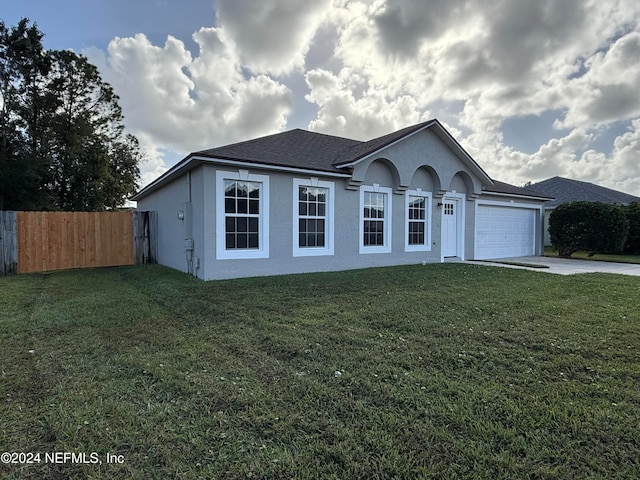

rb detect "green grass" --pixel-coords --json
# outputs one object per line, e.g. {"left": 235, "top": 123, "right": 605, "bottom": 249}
{"left": 544, "top": 246, "right": 640, "bottom": 264}
{"left": 1, "top": 264, "right": 639, "bottom": 479}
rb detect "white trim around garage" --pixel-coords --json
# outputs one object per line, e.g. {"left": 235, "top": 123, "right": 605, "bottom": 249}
{"left": 474, "top": 199, "right": 543, "bottom": 260}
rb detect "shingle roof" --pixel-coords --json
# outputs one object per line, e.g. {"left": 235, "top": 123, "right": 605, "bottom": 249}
{"left": 527, "top": 176, "right": 640, "bottom": 207}
{"left": 133, "top": 120, "right": 542, "bottom": 202}
{"left": 194, "top": 119, "right": 492, "bottom": 182}
{"left": 194, "top": 129, "right": 361, "bottom": 174}
{"left": 482, "top": 180, "right": 552, "bottom": 199}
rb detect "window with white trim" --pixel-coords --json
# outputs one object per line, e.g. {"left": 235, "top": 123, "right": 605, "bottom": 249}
{"left": 359, "top": 185, "right": 392, "bottom": 254}
{"left": 216, "top": 171, "right": 269, "bottom": 259}
{"left": 405, "top": 189, "right": 432, "bottom": 251}
{"left": 293, "top": 178, "right": 334, "bottom": 256}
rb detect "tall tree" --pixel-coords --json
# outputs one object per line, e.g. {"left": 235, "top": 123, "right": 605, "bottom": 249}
{"left": 0, "top": 18, "right": 53, "bottom": 210}
{"left": 0, "top": 18, "right": 141, "bottom": 211}
{"left": 46, "top": 50, "right": 141, "bottom": 210}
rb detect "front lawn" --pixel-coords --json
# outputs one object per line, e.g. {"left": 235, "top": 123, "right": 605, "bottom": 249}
{"left": 1, "top": 264, "right": 639, "bottom": 479}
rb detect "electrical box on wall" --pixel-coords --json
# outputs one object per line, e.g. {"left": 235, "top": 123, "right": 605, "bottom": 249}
{"left": 184, "top": 239, "right": 194, "bottom": 252}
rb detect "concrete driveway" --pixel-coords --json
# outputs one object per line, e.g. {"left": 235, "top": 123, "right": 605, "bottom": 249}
{"left": 469, "top": 256, "right": 640, "bottom": 276}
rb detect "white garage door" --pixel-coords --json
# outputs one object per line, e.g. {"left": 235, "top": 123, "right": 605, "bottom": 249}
{"left": 475, "top": 205, "right": 536, "bottom": 259}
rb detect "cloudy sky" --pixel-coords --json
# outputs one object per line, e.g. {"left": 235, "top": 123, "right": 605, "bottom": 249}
{"left": 4, "top": 0, "right": 640, "bottom": 195}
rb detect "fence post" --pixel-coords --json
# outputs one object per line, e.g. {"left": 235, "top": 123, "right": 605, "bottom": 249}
{"left": 133, "top": 211, "right": 140, "bottom": 264}
{"left": 134, "top": 211, "right": 157, "bottom": 265}
{"left": 0, "top": 211, "right": 18, "bottom": 275}
{"left": 148, "top": 211, "right": 157, "bottom": 264}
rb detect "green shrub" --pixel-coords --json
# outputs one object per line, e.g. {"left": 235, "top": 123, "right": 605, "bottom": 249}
{"left": 624, "top": 202, "right": 640, "bottom": 254}
{"left": 549, "top": 201, "right": 629, "bottom": 258}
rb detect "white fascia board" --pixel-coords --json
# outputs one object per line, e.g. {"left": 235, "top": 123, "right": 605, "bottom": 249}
{"left": 191, "top": 156, "right": 351, "bottom": 178}
{"left": 131, "top": 155, "right": 195, "bottom": 201}
{"left": 480, "top": 191, "right": 552, "bottom": 202}
{"left": 430, "top": 126, "right": 493, "bottom": 185}
{"left": 132, "top": 155, "right": 351, "bottom": 201}
{"left": 476, "top": 198, "right": 544, "bottom": 211}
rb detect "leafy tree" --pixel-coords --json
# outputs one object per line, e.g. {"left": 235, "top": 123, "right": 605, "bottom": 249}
{"left": 0, "top": 18, "right": 53, "bottom": 210}
{"left": 0, "top": 18, "right": 141, "bottom": 211}
{"left": 549, "top": 201, "right": 629, "bottom": 257}
{"left": 46, "top": 50, "right": 141, "bottom": 210}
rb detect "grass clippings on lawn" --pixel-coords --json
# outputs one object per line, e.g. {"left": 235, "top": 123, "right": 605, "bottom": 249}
{"left": 472, "top": 259, "right": 550, "bottom": 269}
{"left": 1, "top": 264, "right": 639, "bottom": 479}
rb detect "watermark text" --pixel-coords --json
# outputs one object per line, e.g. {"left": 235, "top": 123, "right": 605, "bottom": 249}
{"left": 1, "top": 451, "right": 125, "bottom": 465}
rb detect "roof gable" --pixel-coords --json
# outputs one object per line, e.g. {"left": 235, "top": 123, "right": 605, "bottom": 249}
{"left": 528, "top": 176, "right": 640, "bottom": 207}
{"left": 332, "top": 121, "right": 434, "bottom": 166}
{"left": 332, "top": 119, "right": 493, "bottom": 184}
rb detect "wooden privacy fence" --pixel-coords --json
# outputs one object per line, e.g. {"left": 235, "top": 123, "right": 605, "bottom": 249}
{"left": 0, "top": 210, "right": 156, "bottom": 275}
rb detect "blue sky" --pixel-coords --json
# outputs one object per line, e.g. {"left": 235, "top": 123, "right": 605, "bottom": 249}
{"left": 3, "top": 0, "right": 214, "bottom": 52}
{"left": 3, "top": 1, "right": 640, "bottom": 196}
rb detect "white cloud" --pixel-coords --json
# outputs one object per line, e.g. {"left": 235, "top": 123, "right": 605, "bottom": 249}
{"left": 86, "top": 0, "right": 640, "bottom": 195}
{"left": 571, "top": 119, "right": 640, "bottom": 194}
{"left": 135, "top": 133, "right": 174, "bottom": 188}
{"left": 214, "top": 0, "right": 333, "bottom": 75}
{"left": 87, "top": 28, "right": 292, "bottom": 186}
{"left": 305, "top": 68, "right": 428, "bottom": 139}
{"left": 557, "top": 32, "right": 640, "bottom": 129}
{"left": 472, "top": 121, "right": 640, "bottom": 197}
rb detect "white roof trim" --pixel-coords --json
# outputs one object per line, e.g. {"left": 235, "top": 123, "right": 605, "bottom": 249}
{"left": 132, "top": 155, "right": 351, "bottom": 201}
{"left": 338, "top": 120, "right": 494, "bottom": 186}
{"left": 192, "top": 156, "right": 351, "bottom": 177}
{"left": 338, "top": 121, "right": 436, "bottom": 168}
{"left": 480, "top": 191, "right": 553, "bottom": 202}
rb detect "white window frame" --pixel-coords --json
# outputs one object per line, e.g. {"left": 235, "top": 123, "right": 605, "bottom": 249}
{"left": 216, "top": 170, "right": 270, "bottom": 260}
{"left": 293, "top": 178, "right": 335, "bottom": 257}
{"left": 359, "top": 184, "right": 392, "bottom": 254}
{"left": 405, "top": 189, "right": 432, "bottom": 252}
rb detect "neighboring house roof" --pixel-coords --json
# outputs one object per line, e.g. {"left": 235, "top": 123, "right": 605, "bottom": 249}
{"left": 482, "top": 180, "right": 552, "bottom": 200}
{"left": 132, "top": 119, "right": 538, "bottom": 201}
{"left": 528, "top": 176, "right": 640, "bottom": 207}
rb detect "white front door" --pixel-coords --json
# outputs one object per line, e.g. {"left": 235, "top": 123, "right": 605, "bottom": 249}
{"left": 442, "top": 199, "right": 459, "bottom": 257}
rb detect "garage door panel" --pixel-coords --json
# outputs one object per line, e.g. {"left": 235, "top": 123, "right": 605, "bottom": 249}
{"left": 476, "top": 205, "right": 536, "bottom": 259}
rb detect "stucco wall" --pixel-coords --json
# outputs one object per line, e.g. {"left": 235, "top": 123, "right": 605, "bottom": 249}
{"left": 199, "top": 130, "right": 484, "bottom": 280}
{"left": 136, "top": 165, "right": 207, "bottom": 278}
{"left": 136, "top": 174, "right": 189, "bottom": 274}
{"left": 349, "top": 129, "right": 482, "bottom": 195}
{"left": 201, "top": 168, "right": 446, "bottom": 280}
{"left": 137, "top": 129, "right": 546, "bottom": 280}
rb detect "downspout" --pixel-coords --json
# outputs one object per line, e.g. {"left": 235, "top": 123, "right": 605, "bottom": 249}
{"left": 184, "top": 170, "right": 195, "bottom": 276}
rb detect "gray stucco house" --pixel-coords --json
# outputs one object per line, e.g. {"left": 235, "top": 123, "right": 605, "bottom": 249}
{"left": 527, "top": 176, "right": 640, "bottom": 246}
{"left": 132, "top": 119, "right": 550, "bottom": 280}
